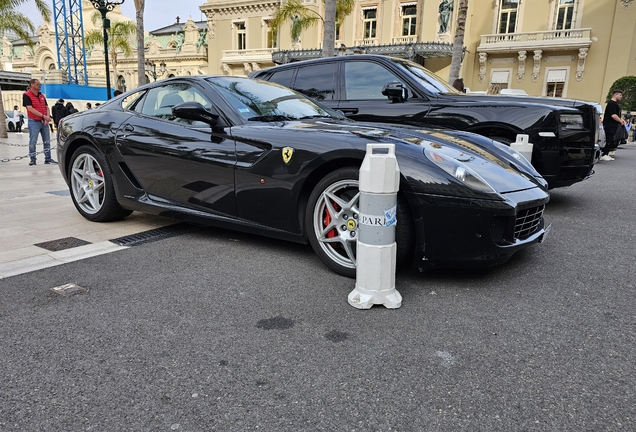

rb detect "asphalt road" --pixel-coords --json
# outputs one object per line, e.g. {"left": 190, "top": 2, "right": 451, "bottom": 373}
{"left": 1, "top": 145, "right": 635, "bottom": 431}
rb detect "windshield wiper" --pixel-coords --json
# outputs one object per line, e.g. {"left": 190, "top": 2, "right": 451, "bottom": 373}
{"left": 298, "top": 115, "right": 331, "bottom": 120}
{"left": 247, "top": 115, "right": 292, "bottom": 122}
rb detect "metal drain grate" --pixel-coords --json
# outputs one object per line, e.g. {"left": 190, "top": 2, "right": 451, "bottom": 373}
{"left": 110, "top": 223, "right": 195, "bottom": 247}
{"left": 35, "top": 237, "right": 92, "bottom": 252}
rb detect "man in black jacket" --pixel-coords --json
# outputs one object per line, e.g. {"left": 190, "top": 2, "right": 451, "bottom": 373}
{"left": 51, "top": 98, "right": 68, "bottom": 133}
{"left": 601, "top": 90, "right": 626, "bottom": 161}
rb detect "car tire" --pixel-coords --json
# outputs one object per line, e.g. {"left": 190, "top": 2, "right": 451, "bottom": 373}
{"left": 306, "top": 167, "right": 414, "bottom": 278}
{"left": 8, "top": 122, "right": 15, "bottom": 132}
{"left": 68, "top": 145, "right": 132, "bottom": 222}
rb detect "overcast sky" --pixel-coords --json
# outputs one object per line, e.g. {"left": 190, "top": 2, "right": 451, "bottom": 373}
{"left": 21, "top": 1, "right": 208, "bottom": 33}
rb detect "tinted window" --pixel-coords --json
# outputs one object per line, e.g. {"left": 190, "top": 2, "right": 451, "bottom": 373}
{"left": 344, "top": 61, "right": 405, "bottom": 100}
{"left": 139, "top": 83, "right": 212, "bottom": 126}
{"left": 122, "top": 91, "right": 146, "bottom": 111}
{"left": 207, "top": 77, "right": 339, "bottom": 121}
{"left": 393, "top": 58, "right": 459, "bottom": 94}
{"left": 292, "top": 63, "right": 336, "bottom": 100}
{"left": 267, "top": 69, "right": 295, "bottom": 89}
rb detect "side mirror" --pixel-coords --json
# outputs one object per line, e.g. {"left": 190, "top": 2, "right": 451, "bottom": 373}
{"left": 382, "top": 82, "right": 408, "bottom": 103}
{"left": 172, "top": 101, "right": 220, "bottom": 126}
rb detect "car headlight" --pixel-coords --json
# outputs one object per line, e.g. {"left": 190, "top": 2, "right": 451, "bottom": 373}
{"left": 491, "top": 140, "right": 541, "bottom": 177}
{"left": 424, "top": 148, "right": 496, "bottom": 194}
{"left": 560, "top": 114, "right": 584, "bottom": 130}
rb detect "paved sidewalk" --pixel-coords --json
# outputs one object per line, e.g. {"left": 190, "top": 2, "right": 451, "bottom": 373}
{"left": 0, "top": 132, "right": 175, "bottom": 278}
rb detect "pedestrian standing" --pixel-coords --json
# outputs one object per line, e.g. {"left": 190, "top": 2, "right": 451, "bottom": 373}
{"left": 22, "top": 79, "right": 56, "bottom": 165}
{"left": 51, "top": 98, "right": 69, "bottom": 134}
{"left": 66, "top": 102, "right": 78, "bottom": 114}
{"left": 624, "top": 113, "right": 632, "bottom": 143}
{"left": 13, "top": 105, "right": 23, "bottom": 133}
{"left": 85, "top": 102, "right": 92, "bottom": 110}
{"left": 452, "top": 78, "right": 465, "bottom": 93}
{"left": 600, "top": 89, "right": 626, "bottom": 161}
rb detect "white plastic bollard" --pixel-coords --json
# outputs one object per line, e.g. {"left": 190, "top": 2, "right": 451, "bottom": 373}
{"left": 348, "top": 143, "right": 402, "bottom": 309}
{"left": 510, "top": 134, "right": 533, "bottom": 162}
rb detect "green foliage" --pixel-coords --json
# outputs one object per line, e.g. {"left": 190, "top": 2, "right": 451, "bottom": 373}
{"left": 270, "top": 0, "right": 354, "bottom": 43}
{"left": 607, "top": 76, "right": 636, "bottom": 112}
{"left": 85, "top": 12, "right": 137, "bottom": 60}
{"left": 0, "top": 0, "right": 51, "bottom": 45}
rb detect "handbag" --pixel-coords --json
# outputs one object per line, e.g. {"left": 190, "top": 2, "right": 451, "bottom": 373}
{"left": 614, "top": 125, "right": 628, "bottom": 143}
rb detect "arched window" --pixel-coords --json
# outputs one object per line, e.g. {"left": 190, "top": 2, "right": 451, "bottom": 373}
{"left": 498, "top": 0, "right": 518, "bottom": 34}
{"left": 117, "top": 75, "right": 126, "bottom": 92}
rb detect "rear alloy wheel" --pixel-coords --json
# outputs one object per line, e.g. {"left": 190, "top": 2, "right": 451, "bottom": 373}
{"left": 69, "top": 145, "right": 132, "bottom": 222}
{"left": 306, "top": 167, "right": 414, "bottom": 278}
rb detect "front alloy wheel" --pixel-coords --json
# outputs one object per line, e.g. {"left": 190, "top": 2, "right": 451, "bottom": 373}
{"left": 312, "top": 177, "right": 360, "bottom": 276}
{"left": 68, "top": 145, "right": 132, "bottom": 222}
{"left": 306, "top": 167, "right": 414, "bottom": 278}
{"left": 71, "top": 152, "right": 105, "bottom": 215}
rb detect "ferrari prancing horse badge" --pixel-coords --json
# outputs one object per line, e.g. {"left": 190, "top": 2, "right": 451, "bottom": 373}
{"left": 282, "top": 147, "right": 294, "bottom": 164}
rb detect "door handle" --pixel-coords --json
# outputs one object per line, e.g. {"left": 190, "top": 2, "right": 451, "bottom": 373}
{"left": 123, "top": 124, "right": 134, "bottom": 132}
{"left": 340, "top": 108, "right": 359, "bottom": 115}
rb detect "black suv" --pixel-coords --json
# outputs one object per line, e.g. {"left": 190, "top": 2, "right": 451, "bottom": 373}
{"left": 251, "top": 54, "right": 600, "bottom": 189}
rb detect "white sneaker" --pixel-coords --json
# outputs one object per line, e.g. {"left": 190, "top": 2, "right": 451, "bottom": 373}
{"left": 600, "top": 155, "right": 614, "bottom": 161}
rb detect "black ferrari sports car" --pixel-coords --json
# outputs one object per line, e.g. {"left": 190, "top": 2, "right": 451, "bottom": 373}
{"left": 57, "top": 76, "right": 550, "bottom": 277}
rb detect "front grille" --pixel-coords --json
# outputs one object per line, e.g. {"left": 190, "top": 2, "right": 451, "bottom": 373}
{"left": 515, "top": 205, "right": 544, "bottom": 240}
{"left": 490, "top": 216, "right": 507, "bottom": 244}
{"left": 559, "top": 166, "right": 592, "bottom": 181}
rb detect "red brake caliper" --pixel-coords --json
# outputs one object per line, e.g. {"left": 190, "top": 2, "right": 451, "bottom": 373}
{"left": 324, "top": 200, "right": 339, "bottom": 238}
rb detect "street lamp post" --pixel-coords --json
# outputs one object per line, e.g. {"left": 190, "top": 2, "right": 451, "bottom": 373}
{"left": 144, "top": 60, "right": 167, "bottom": 83}
{"left": 90, "top": 0, "right": 125, "bottom": 100}
{"left": 144, "top": 60, "right": 156, "bottom": 82}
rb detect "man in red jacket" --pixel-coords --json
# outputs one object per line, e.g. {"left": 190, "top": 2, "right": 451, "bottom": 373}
{"left": 22, "top": 79, "right": 56, "bottom": 166}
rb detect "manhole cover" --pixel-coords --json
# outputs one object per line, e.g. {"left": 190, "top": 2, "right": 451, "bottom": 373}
{"left": 35, "top": 237, "right": 91, "bottom": 252}
{"left": 51, "top": 283, "right": 88, "bottom": 297}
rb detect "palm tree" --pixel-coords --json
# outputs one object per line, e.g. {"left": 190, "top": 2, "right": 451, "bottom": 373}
{"left": 134, "top": 0, "right": 146, "bottom": 85}
{"left": 449, "top": 0, "right": 468, "bottom": 85}
{"left": 323, "top": 0, "right": 336, "bottom": 58}
{"left": 85, "top": 12, "right": 136, "bottom": 92}
{"left": 270, "top": 0, "right": 354, "bottom": 57}
{"left": 0, "top": 0, "right": 51, "bottom": 138}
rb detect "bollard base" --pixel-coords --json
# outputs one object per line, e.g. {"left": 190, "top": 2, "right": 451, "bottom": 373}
{"left": 350, "top": 242, "right": 401, "bottom": 309}
{"left": 348, "top": 286, "right": 402, "bottom": 309}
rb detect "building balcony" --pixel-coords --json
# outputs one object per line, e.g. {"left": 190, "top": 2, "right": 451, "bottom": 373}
{"left": 220, "top": 48, "right": 276, "bottom": 64}
{"left": 477, "top": 28, "right": 593, "bottom": 53}
{"left": 392, "top": 36, "right": 417, "bottom": 44}
{"left": 354, "top": 38, "right": 379, "bottom": 46}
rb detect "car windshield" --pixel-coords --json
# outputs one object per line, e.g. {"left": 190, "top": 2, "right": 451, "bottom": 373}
{"left": 391, "top": 58, "right": 460, "bottom": 95}
{"left": 206, "top": 77, "right": 343, "bottom": 121}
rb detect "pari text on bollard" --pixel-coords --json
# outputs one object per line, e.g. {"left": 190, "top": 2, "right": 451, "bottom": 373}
{"left": 348, "top": 144, "right": 402, "bottom": 309}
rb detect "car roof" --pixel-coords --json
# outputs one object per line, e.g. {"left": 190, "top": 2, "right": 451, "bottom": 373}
{"left": 253, "top": 54, "right": 397, "bottom": 76}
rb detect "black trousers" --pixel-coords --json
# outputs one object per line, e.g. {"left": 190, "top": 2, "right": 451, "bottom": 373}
{"left": 603, "top": 129, "right": 618, "bottom": 155}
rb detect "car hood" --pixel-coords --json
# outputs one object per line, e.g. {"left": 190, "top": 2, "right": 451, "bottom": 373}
{"left": 439, "top": 93, "right": 593, "bottom": 110}
{"left": 283, "top": 119, "right": 544, "bottom": 194}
